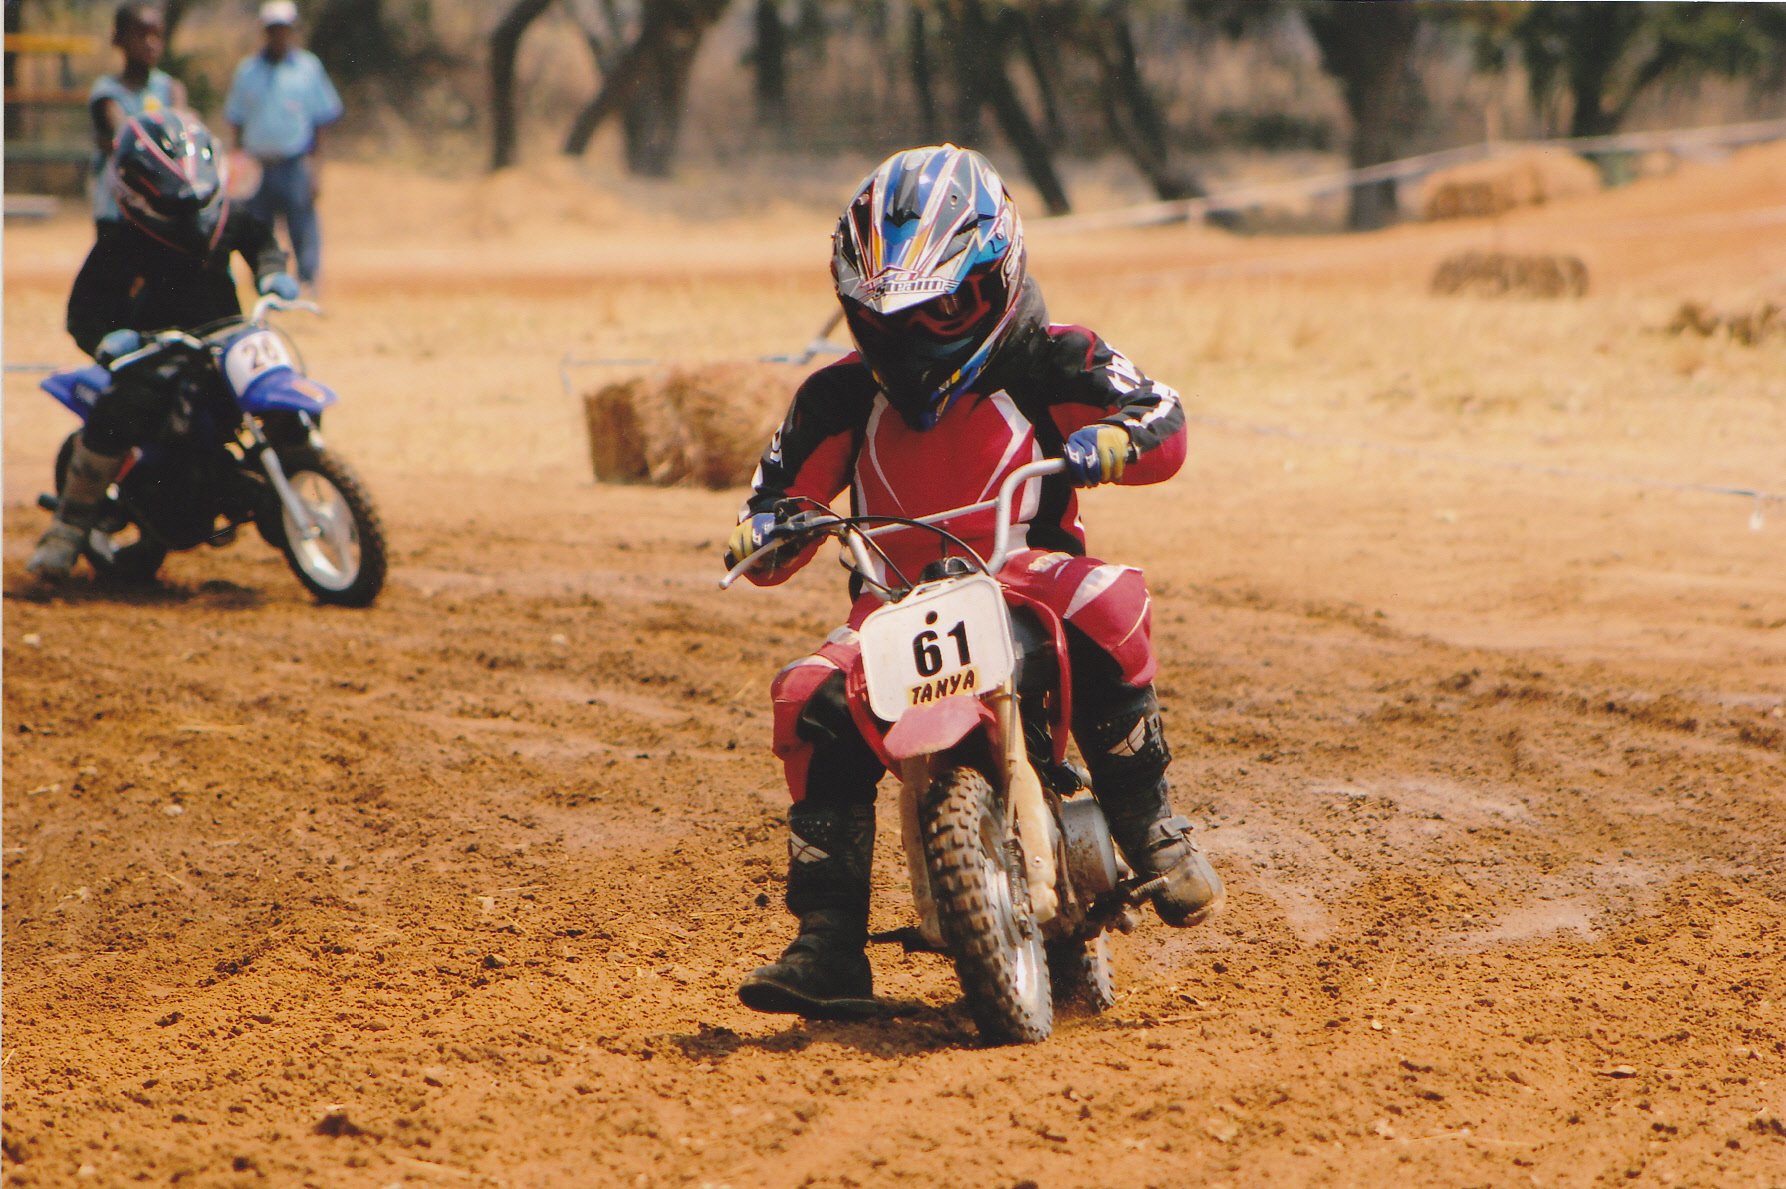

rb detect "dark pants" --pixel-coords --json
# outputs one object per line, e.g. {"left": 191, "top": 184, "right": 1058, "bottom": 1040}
{"left": 249, "top": 156, "right": 321, "bottom": 284}
{"left": 82, "top": 374, "right": 175, "bottom": 456}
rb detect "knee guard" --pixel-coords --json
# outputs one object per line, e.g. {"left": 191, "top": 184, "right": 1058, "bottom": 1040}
{"left": 773, "top": 663, "right": 884, "bottom": 805}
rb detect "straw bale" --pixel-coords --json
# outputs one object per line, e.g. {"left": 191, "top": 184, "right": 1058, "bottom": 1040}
{"left": 583, "top": 364, "right": 790, "bottom": 489}
{"left": 1431, "top": 250, "right": 1589, "bottom": 299}
{"left": 1418, "top": 147, "right": 1601, "bottom": 222}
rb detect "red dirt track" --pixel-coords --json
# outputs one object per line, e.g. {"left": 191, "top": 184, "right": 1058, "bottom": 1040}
{"left": 4, "top": 147, "right": 1784, "bottom": 1187}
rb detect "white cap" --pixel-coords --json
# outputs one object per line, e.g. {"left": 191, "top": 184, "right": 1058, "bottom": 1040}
{"left": 259, "top": 1, "right": 298, "bottom": 27}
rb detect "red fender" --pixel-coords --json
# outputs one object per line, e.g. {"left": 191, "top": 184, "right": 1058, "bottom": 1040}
{"left": 882, "top": 695, "right": 1000, "bottom": 762}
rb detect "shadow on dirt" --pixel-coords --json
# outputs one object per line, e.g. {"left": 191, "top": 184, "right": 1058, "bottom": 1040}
{"left": 663, "top": 1007, "right": 981, "bottom": 1063}
{"left": 4, "top": 575, "right": 266, "bottom": 610}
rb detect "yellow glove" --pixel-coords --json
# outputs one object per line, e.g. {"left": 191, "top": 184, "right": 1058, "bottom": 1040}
{"left": 1064, "top": 425, "right": 1134, "bottom": 486}
{"left": 725, "top": 513, "right": 780, "bottom": 571}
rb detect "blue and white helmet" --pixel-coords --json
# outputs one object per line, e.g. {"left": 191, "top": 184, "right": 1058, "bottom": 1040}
{"left": 832, "top": 145, "right": 1030, "bottom": 430}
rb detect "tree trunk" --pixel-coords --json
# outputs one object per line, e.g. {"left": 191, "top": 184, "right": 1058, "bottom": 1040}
{"left": 489, "top": 0, "right": 555, "bottom": 171}
{"left": 621, "top": 22, "right": 704, "bottom": 177}
{"left": 1306, "top": 0, "right": 1420, "bottom": 230}
{"left": 943, "top": 1, "right": 989, "bottom": 145}
{"left": 162, "top": 0, "right": 195, "bottom": 55}
{"left": 942, "top": 0, "right": 1071, "bottom": 215}
{"left": 1561, "top": 3, "right": 1647, "bottom": 138}
{"left": 908, "top": 3, "right": 940, "bottom": 143}
{"left": 309, "top": 0, "right": 402, "bottom": 85}
{"left": 1004, "top": 7, "right": 1063, "bottom": 144}
{"left": 754, "top": 0, "right": 788, "bottom": 128}
{"left": 562, "top": 0, "right": 725, "bottom": 176}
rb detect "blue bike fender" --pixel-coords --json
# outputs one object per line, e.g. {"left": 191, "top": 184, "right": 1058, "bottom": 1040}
{"left": 238, "top": 368, "right": 338, "bottom": 414}
{"left": 883, "top": 696, "right": 999, "bottom": 762}
{"left": 40, "top": 365, "right": 112, "bottom": 419}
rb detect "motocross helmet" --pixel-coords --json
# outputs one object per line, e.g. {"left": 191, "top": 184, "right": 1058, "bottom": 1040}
{"left": 110, "top": 110, "right": 229, "bottom": 255}
{"left": 832, "top": 145, "right": 1030, "bottom": 430}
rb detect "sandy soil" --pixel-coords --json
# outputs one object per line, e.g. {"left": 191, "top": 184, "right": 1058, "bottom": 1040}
{"left": 4, "top": 145, "right": 1784, "bottom": 1188}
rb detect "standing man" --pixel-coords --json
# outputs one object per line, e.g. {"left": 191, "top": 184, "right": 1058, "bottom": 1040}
{"left": 224, "top": 0, "right": 341, "bottom": 293}
{"left": 90, "top": 4, "right": 188, "bottom": 231}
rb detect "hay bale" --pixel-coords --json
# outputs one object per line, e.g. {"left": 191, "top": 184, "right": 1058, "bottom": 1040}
{"left": 1431, "top": 250, "right": 1589, "bottom": 299}
{"left": 1418, "top": 147, "right": 1601, "bottom": 222}
{"left": 583, "top": 363, "right": 789, "bottom": 489}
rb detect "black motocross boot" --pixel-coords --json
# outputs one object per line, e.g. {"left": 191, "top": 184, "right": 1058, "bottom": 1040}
{"left": 738, "top": 800, "right": 879, "bottom": 1019}
{"left": 27, "top": 436, "right": 124, "bottom": 581}
{"left": 1079, "top": 683, "right": 1225, "bottom": 928}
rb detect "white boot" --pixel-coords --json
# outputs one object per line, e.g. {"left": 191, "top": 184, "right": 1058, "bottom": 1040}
{"left": 27, "top": 438, "right": 124, "bottom": 581}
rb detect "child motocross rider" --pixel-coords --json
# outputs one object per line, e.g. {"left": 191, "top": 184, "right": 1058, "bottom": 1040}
{"left": 724, "top": 145, "right": 1224, "bottom": 1019}
{"left": 29, "top": 110, "right": 297, "bottom": 581}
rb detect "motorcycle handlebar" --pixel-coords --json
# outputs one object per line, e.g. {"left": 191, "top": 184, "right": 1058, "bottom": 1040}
{"left": 719, "top": 457, "right": 1070, "bottom": 591}
{"left": 102, "top": 297, "right": 322, "bottom": 373}
{"left": 250, "top": 294, "right": 322, "bottom": 323}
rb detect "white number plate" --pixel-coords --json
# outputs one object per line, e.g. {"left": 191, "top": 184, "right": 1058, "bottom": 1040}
{"left": 222, "top": 330, "right": 294, "bottom": 396}
{"left": 859, "top": 574, "right": 1015, "bottom": 722}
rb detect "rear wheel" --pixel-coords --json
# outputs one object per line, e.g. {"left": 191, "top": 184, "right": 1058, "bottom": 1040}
{"left": 1047, "top": 933, "right": 1117, "bottom": 1015}
{"left": 923, "top": 764, "right": 1053, "bottom": 1045}
{"left": 267, "top": 446, "right": 387, "bottom": 607}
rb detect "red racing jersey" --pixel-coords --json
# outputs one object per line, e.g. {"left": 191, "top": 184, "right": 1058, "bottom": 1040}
{"left": 741, "top": 322, "right": 1187, "bottom": 590}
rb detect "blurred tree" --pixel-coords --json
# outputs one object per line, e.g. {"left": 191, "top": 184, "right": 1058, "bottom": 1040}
{"left": 753, "top": 0, "right": 789, "bottom": 127}
{"left": 1074, "top": 1, "right": 1205, "bottom": 201}
{"left": 1303, "top": 0, "right": 1421, "bottom": 229}
{"left": 908, "top": 1, "right": 941, "bottom": 142}
{"left": 562, "top": 0, "right": 728, "bottom": 176}
{"left": 309, "top": 0, "right": 406, "bottom": 85}
{"left": 933, "top": 0, "right": 1071, "bottom": 213}
{"left": 489, "top": 0, "right": 554, "bottom": 170}
{"left": 1475, "top": 2, "right": 1786, "bottom": 138}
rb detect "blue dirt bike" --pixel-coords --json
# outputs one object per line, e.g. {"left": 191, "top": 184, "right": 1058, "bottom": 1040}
{"left": 36, "top": 294, "right": 387, "bottom": 606}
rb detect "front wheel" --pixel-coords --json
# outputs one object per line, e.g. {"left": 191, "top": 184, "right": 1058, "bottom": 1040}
{"left": 922, "top": 764, "right": 1053, "bottom": 1045}
{"left": 266, "top": 446, "right": 387, "bottom": 607}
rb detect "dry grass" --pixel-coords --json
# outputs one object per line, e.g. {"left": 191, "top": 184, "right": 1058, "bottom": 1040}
{"left": 1667, "top": 300, "right": 1783, "bottom": 345}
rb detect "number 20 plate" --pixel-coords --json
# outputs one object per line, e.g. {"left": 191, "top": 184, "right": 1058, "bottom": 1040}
{"left": 859, "top": 574, "right": 1015, "bottom": 722}
{"left": 222, "top": 330, "right": 295, "bottom": 397}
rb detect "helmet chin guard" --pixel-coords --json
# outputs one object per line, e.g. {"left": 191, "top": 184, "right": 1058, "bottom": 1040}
{"left": 832, "top": 145, "right": 1032, "bottom": 429}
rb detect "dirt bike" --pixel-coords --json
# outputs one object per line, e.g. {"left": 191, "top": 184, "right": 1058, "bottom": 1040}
{"left": 36, "top": 295, "right": 387, "bottom": 607}
{"left": 723, "top": 458, "right": 1151, "bottom": 1045}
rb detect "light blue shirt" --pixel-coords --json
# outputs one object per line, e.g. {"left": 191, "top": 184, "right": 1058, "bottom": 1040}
{"left": 88, "top": 69, "right": 178, "bottom": 220}
{"left": 224, "top": 48, "right": 342, "bottom": 161}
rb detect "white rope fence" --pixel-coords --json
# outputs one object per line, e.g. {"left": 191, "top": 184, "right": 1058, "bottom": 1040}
{"left": 1041, "top": 116, "right": 1786, "bottom": 233}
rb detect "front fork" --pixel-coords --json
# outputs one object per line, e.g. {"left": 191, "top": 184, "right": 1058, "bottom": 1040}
{"left": 243, "top": 416, "right": 319, "bottom": 540}
{"left": 897, "top": 683, "right": 1063, "bottom": 951}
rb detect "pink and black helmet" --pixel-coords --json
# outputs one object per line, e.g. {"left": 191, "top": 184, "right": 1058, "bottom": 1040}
{"left": 110, "top": 110, "right": 228, "bottom": 255}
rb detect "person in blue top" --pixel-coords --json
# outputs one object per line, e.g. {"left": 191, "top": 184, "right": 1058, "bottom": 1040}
{"left": 89, "top": 4, "right": 187, "bottom": 229}
{"left": 223, "top": 0, "right": 342, "bottom": 292}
